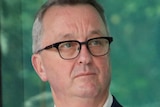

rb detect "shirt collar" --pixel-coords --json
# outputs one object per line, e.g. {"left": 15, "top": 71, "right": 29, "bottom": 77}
{"left": 103, "top": 92, "right": 113, "bottom": 107}
{"left": 54, "top": 92, "right": 113, "bottom": 107}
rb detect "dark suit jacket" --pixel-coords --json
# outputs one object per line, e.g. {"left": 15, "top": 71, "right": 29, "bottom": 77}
{"left": 111, "top": 96, "right": 123, "bottom": 107}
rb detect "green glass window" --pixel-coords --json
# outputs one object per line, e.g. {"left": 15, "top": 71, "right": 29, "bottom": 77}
{"left": 1, "top": 0, "right": 160, "bottom": 107}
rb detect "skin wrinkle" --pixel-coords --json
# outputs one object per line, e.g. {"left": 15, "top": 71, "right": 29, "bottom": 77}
{"left": 42, "top": 4, "right": 107, "bottom": 45}
{"left": 32, "top": 4, "right": 111, "bottom": 107}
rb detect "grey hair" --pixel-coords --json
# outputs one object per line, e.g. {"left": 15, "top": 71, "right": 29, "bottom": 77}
{"left": 32, "top": 0, "right": 108, "bottom": 53}
{"left": 32, "top": 18, "right": 43, "bottom": 53}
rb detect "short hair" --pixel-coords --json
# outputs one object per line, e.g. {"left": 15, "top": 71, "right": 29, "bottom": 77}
{"left": 32, "top": 0, "right": 109, "bottom": 53}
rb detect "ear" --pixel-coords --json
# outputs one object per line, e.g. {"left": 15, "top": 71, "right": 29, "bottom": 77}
{"left": 31, "top": 54, "right": 48, "bottom": 81}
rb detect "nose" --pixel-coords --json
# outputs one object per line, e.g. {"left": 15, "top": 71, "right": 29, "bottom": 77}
{"left": 77, "top": 44, "right": 92, "bottom": 64}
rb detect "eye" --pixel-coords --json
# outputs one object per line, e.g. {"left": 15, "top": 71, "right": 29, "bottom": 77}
{"left": 59, "top": 42, "right": 78, "bottom": 49}
{"left": 59, "top": 42, "right": 72, "bottom": 49}
{"left": 89, "top": 39, "right": 102, "bottom": 46}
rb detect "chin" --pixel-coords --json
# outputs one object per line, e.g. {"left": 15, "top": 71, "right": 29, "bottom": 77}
{"left": 75, "top": 83, "right": 101, "bottom": 98}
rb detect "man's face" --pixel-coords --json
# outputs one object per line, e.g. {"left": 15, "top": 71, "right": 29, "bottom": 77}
{"left": 32, "top": 4, "right": 111, "bottom": 99}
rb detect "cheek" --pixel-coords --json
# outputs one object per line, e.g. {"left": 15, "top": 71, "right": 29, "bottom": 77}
{"left": 44, "top": 61, "right": 69, "bottom": 79}
{"left": 95, "top": 56, "right": 111, "bottom": 81}
{"left": 42, "top": 56, "right": 73, "bottom": 88}
{"left": 95, "top": 56, "right": 110, "bottom": 70}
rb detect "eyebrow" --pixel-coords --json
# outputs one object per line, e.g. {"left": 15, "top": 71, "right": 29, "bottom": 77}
{"left": 89, "top": 29, "right": 105, "bottom": 37}
{"left": 56, "top": 29, "right": 105, "bottom": 41}
{"left": 61, "top": 33, "right": 74, "bottom": 39}
{"left": 89, "top": 29, "right": 107, "bottom": 37}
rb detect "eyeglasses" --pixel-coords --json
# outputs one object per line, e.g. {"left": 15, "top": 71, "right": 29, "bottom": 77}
{"left": 37, "top": 37, "right": 113, "bottom": 60}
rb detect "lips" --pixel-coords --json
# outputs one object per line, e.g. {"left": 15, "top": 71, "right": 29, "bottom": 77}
{"left": 72, "top": 65, "right": 98, "bottom": 79}
{"left": 74, "top": 72, "right": 96, "bottom": 79}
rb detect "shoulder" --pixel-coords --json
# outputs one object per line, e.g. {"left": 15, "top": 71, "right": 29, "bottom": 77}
{"left": 111, "top": 96, "right": 123, "bottom": 107}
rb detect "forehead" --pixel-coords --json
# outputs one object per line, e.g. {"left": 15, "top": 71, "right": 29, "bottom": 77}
{"left": 42, "top": 4, "right": 106, "bottom": 41}
{"left": 43, "top": 4, "right": 102, "bottom": 20}
{"left": 42, "top": 4, "right": 104, "bottom": 25}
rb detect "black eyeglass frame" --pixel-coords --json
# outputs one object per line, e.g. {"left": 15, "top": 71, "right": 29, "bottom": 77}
{"left": 36, "top": 37, "right": 113, "bottom": 59}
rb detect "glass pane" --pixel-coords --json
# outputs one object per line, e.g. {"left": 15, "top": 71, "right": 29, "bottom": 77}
{"left": 1, "top": 0, "right": 24, "bottom": 107}
{"left": 1, "top": 0, "right": 160, "bottom": 107}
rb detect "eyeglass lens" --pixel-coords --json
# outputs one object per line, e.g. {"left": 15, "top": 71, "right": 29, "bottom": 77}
{"left": 58, "top": 38, "right": 110, "bottom": 59}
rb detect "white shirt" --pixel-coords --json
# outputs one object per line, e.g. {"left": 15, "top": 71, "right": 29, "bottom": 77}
{"left": 54, "top": 92, "right": 113, "bottom": 107}
{"left": 103, "top": 92, "right": 113, "bottom": 107}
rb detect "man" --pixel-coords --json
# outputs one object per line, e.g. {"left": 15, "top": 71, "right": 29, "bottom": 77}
{"left": 31, "top": 0, "right": 122, "bottom": 107}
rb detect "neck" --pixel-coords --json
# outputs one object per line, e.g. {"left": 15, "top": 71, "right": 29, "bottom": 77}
{"left": 53, "top": 91, "right": 109, "bottom": 107}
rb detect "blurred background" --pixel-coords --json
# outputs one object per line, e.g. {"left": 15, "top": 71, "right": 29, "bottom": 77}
{"left": 1, "top": 0, "right": 160, "bottom": 107}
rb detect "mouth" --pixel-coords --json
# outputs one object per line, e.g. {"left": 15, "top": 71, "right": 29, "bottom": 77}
{"left": 74, "top": 73, "right": 96, "bottom": 79}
